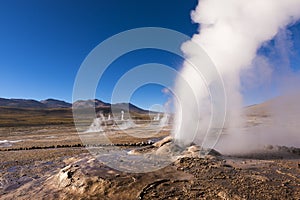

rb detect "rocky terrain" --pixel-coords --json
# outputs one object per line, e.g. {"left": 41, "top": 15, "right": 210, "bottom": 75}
{"left": 0, "top": 95, "right": 300, "bottom": 199}
{"left": 0, "top": 135, "right": 299, "bottom": 200}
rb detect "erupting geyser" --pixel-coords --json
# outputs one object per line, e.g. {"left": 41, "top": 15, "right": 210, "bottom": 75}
{"left": 173, "top": 0, "right": 300, "bottom": 152}
{"left": 121, "top": 110, "right": 124, "bottom": 121}
{"left": 86, "top": 117, "right": 104, "bottom": 133}
{"left": 153, "top": 113, "right": 160, "bottom": 121}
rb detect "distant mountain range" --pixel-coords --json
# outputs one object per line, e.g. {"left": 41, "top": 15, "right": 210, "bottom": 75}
{"left": 0, "top": 98, "right": 149, "bottom": 114}
{"left": 0, "top": 98, "right": 71, "bottom": 108}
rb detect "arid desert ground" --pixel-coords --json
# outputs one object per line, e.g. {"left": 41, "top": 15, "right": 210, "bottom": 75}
{"left": 0, "top": 98, "right": 299, "bottom": 200}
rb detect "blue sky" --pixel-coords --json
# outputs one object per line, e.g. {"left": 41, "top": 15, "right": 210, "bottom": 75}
{"left": 0, "top": 0, "right": 197, "bottom": 109}
{"left": 0, "top": 0, "right": 299, "bottom": 109}
{"left": 242, "top": 23, "right": 300, "bottom": 105}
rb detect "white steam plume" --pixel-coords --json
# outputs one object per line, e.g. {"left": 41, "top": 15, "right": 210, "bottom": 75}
{"left": 173, "top": 0, "right": 300, "bottom": 151}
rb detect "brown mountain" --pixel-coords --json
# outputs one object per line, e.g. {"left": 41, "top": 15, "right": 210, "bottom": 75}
{"left": 0, "top": 98, "right": 46, "bottom": 108}
{"left": 40, "top": 99, "right": 72, "bottom": 108}
{"left": 0, "top": 98, "right": 151, "bottom": 127}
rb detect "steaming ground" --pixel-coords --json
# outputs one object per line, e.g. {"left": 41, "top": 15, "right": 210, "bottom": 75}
{"left": 215, "top": 94, "right": 300, "bottom": 155}
{"left": 0, "top": 96, "right": 300, "bottom": 199}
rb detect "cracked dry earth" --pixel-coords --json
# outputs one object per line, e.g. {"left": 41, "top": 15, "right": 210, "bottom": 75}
{"left": 1, "top": 141, "right": 300, "bottom": 200}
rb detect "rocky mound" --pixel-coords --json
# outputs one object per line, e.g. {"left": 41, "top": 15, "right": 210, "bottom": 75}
{"left": 1, "top": 137, "right": 299, "bottom": 199}
{"left": 128, "top": 136, "right": 221, "bottom": 158}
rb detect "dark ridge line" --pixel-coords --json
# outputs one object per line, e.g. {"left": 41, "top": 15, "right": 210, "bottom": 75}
{"left": 0, "top": 122, "right": 75, "bottom": 128}
{"left": 0, "top": 141, "right": 155, "bottom": 151}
